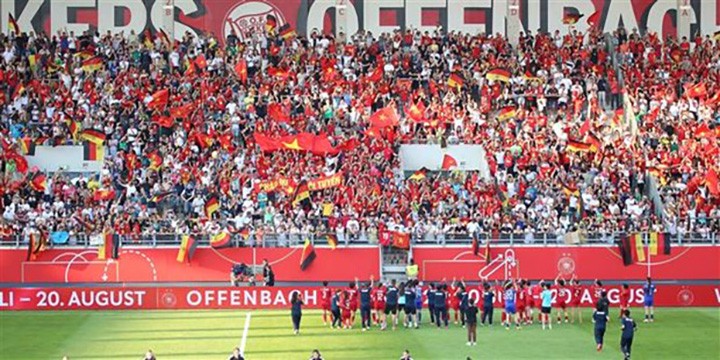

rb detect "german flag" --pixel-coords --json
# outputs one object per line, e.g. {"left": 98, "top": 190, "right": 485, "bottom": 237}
{"left": 8, "top": 13, "right": 19, "bottom": 34}
{"left": 630, "top": 233, "right": 645, "bottom": 262}
{"left": 279, "top": 23, "right": 296, "bottom": 40}
{"left": 649, "top": 232, "right": 671, "bottom": 256}
{"left": 585, "top": 132, "right": 602, "bottom": 152}
{"left": 299, "top": 238, "right": 317, "bottom": 270}
{"left": 292, "top": 180, "right": 311, "bottom": 207}
{"left": 143, "top": 29, "right": 153, "bottom": 48}
{"left": 566, "top": 139, "right": 593, "bottom": 153}
{"left": 447, "top": 72, "right": 464, "bottom": 89}
{"left": 408, "top": 167, "right": 428, "bottom": 181}
{"left": 148, "top": 151, "right": 163, "bottom": 170}
{"left": 618, "top": 237, "right": 633, "bottom": 266}
{"left": 30, "top": 173, "right": 47, "bottom": 192}
{"left": 210, "top": 231, "right": 232, "bottom": 249}
{"left": 83, "top": 141, "right": 104, "bottom": 161}
{"left": 98, "top": 233, "right": 118, "bottom": 260}
{"left": 205, "top": 196, "right": 220, "bottom": 218}
{"left": 497, "top": 106, "right": 516, "bottom": 121}
{"left": 68, "top": 120, "right": 81, "bottom": 140}
{"left": 326, "top": 234, "right": 338, "bottom": 250}
{"left": 150, "top": 191, "right": 173, "bottom": 203}
{"left": 486, "top": 68, "right": 511, "bottom": 82}
{"left": 484, "top": 238, "right": 492, "bottom": 263}
{"left": 177, "top": 235, "right": 198, "bottom": 263}
{"left": 80, "top": 129, "right": 106, "bottom": 144}
{"left": 81, "top": 56, "right": 103, "bottom": 72}
{"left": 471, "top": 233, "right": 479, "bottom": 256}
{"left": 20, "top": 138, "right": 36, "bottom": 156}
{"left": 563, "top": 12, "right": 583, "bottom": 25}
{"left": 26, "top": 232, "right": 48, "bottom": 261}
{"left": 562, "top": 182, "right": 580, "bottom": 197}
{"left": 714, "top": 30, "right": 720, "bottom": 42}
{"left": 265, "top": 14, "right": 278, "bottom": 33}
{"left": 158, "top": 28, "right": 171, "bottom": 47}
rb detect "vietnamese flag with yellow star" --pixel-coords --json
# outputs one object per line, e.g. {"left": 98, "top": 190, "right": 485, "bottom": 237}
{"left": 368, "top": 106, "right": 399, "bottom": 128}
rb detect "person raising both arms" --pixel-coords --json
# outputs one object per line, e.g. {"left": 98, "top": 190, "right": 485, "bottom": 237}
{"left": 383, "top": 279, "right": 399, "bottom": 331}
{"left": 358, "top": 276, "right": 374, "bottom": 331}
{"left": 503, "top": 279, "right": 521, "bottom": 330}
{"left": 554, "top": 274, "right": 570, "bottom": 324}
{"left": 569, "top": 275, "right": 583, "bottom": 323}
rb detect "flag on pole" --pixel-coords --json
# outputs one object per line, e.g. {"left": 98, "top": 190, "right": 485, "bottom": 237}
{"left": 326, "top": 234, "right": 338, "bottom": 250}
{"left": 205, "top": 196, "right": 220, "bottom": 218}
{"left": 441, "top": 154, "right": 458, "bottom": 170}
{"left": 618, "top": 236, "right": 633, "bottom": 266}
{"left": 80, "top": 129, "right": 106, "bottom": 144}
{"left": 8, "top": 13, "right": 19, "bottom": 34}
{"left": 447, "top": 72, "right": 464, "bottom": 89}
{"left": 485, "top": 68, "right": 511, "bottom": 82}
{"left": 299, "top": 239, "right": 316, "bottom": 270}
{"left": 632, "top": 233, "right": 645, "bottom": 262}
{"left": 392, "top": 231, "right": 410, "bottom": 250}
{"left": 408, "top": 168, "right": 428, "bottom": 181}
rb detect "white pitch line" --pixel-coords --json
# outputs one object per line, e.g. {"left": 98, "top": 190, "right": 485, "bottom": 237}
{"left": 240, "top": 312, "right": 252, "bottom": 356}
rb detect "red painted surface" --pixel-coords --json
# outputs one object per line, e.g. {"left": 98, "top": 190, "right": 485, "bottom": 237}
{"left": 1, "top": 246, "right": 718, "bottom": 284}
{"left": 0, "top": 284, "right": 717, "bottom": 311}
{"left": 413, "top": 246, "right": 720, "bottom": 281}
{"left": 0, "top": 247, "right": 380, "bottom": 283}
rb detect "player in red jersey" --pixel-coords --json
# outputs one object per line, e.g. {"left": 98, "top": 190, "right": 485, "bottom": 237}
{"left": 619, "top": 283, "right": 630, "bottom": 318}
{"left": 531, "top": 280, "right": 543, "bottom": 323}
{"left": 321, "top": 281, "right": 332, "bottom": 325}
{"left": 340, "top": 291, "right": 353, "bottom": 329}
{"left": 347, "top": 282, "right": 359, "bottom": 325}
{"left": 449, "top": 278, "right": 460, "bottom": 324}
{"left": 591, "top": 279, "right": 605, "bottom": 303}
{"left": 554, "top": 274, "right": 570, "bottom": 324}
{"left": 516, "top": 280, "right": 527, "bottom": 325}
{"left": 372, "top": 282, "right": 386, "bottom": 326}
{"left": 570, "top": 275, "right": 583, "bottom": 323}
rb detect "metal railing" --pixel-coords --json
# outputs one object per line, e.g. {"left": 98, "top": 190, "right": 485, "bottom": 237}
{"left": 1, "top": 231, "right": 716, "bottom": 248}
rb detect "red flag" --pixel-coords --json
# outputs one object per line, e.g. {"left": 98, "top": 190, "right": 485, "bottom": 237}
{"left": 267, "top": 103, "right": 290, "bottom": 122}
{"left": 684, "top": 82, "right": 708, "bottom": 98}
{"left": 235, "top": 59, "right": 248, "bottom": 83}
{"left": 368, "top": 66, "right": 383, "bottom": 82}
{"left": 253, "top": 133, "right": 282, "bottom": 152}
{"left": 153, "top": 115, "right": 174, "bottom": 128}
{"left": 392, "top": 231, "right": 410, "bottom": 250}
{"left": 369, "top": 107, "right": 399, "bottom": 128}
{"left": 706, "top": 169, "right": 720, "bottom": 196}
{"left": 579, "top": 117, "right": 591, "bottom": 135}
{"left": 194, "top": 54, "right": 207, "bottom": 70}
{"left": 170, "top": 102, "right": 196, "bottom": 119}
{"left": 441, "top": 154, "right": 458, "bottom": 170}
{"left": 147, "top": 89, "right": 169, "bottom": 109}
{"left": 586, "top": 11, "right": 601, "bottom": 27}
{"left": 405, "top": 101, "right": 426, "bottom": 122}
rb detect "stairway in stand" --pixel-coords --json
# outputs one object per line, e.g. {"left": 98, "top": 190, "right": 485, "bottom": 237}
{"left": 380, "top": 246, "right": 411, "bottom": 283}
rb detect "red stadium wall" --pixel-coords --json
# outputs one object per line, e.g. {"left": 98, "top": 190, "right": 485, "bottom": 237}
{"left": 3, "top": 0, "right": 718, "bottom": 40}
{"left": 0, "top": 246, "right": 718, "bottom": 284}
{"left": 0, "top": 247, "right": 380, "bottom": 283}
{"left": 413, "top": 246, "right": 720, "bottom": 281}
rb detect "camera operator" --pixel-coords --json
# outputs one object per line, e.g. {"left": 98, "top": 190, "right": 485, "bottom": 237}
{"left": 262, "top": 259, "right": 275, "bottom": 287}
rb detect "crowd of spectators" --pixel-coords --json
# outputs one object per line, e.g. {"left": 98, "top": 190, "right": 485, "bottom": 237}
{"left": 0, "top": 24, "right": 718, "bottom": 246}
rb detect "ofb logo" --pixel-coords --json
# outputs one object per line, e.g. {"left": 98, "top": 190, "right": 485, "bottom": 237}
{"left": 161, "top": 290, "right": 178, "bottom": 308}
{"left": 677, "top": 287, "right": 694, "bottom": 306}
{"left": 223, "top": 1, "right": 286, "bottom": 41}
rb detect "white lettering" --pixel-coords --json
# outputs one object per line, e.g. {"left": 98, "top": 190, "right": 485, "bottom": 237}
{"left": 634, "top": 288, "right": 645, "bottom": 304}
{"left": 244, "top": 291, "right": 256, "bottom": 306}
{"left": 364, "top": 0, "right": 403, "bottom": 35}
{"left": 51, "top": 0, "right": 94, "bottom": 36}
{"left": 580, "top": 288, "right": 594, "bottom": 304}
{"left": 0, "top": 291, "right": 13, "bottom": 307}
{"left": 14, "top": 0, "right": 42, "bottom": 35}
{"left": 447, "top": 0, "right": 490, "bottom": 35}
{"left": 260, "top": 290, "right": 272, "bottom": 305}
{"left": 607, "top": 288, "right": 619, "bottom": 303}
{"left": 217, "top": 290, "right": 228, "bottom": 305}
{"left": 274, "top": 291, "right": 288, "bottom": 306}
{"left": 603, "top": 0, "right": 639, "bottom": 35}
{"left": 405, "top": 0, "right": 445, "bottom": 34}
{"left": 306, "top": 0, "right": 359, "bottom": 38}
{"left": 647, "top": 0, "right": 693, "bottom": 40}
{"left": 98, "top": 0, "right": 146, "bottom": 35}
{"left": 303, "top": 290, "right": 317, "bottom": 305}
{"left": 187, "top": 290, "right": 201, "bottom": 307}
{"left": 150, "top": 0, "right": 199, "bottom": 41}
{"left": 714, "top": 288, "right": 720, "bottom": 304}
{"left": 231, "top": 290, "right": 241, "bottom": 306}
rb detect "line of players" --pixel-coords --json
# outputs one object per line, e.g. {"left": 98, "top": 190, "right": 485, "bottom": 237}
{"left": 319, "top": 275, "right": 657, "bottom": 332}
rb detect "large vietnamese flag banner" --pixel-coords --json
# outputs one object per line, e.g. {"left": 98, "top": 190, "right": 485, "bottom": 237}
{"left": 0, "top": 285, "right": 718, "bottom": 311}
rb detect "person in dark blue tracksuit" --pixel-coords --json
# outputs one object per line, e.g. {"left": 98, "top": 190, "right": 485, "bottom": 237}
{"left": 384, "top": 279, "right": 399, "bottom": 330}
{"left": 404, "top": 281, "right": 418, "bottom": 328}
{"left": 331, "top": 289, "right": 342, "bottom": 328}
{"left": 434, "top": 284, "right": 448, "bottom": 328}
{"left": 620, "top": 310, "right": 637, "bottom": 360}
{"left": 291, "top": 292, "right": 303, "bottom": 335}
{"left": 360, "top": 280, "right": 373, "bottom": 331}
{"left": 457, "top": 284, "right": 469, "bottom": 327}
{"left": 481, "top": 282, "right": 495, "bottom": 325}
{"left": 592, "top": 304, "right": 609, "bottom": 351}
{"left": 426, "top": 283, "right": 436, "bottom": 324}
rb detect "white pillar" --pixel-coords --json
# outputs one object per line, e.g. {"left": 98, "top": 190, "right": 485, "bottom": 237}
{"left": 506, "top": 0, "right": 521, "bottom": 46}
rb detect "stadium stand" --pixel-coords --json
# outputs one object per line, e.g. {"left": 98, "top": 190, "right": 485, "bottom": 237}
{"left": 0, "top": 24, "right": 718, "bottom": 248}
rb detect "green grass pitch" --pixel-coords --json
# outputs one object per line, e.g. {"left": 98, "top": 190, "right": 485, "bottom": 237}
{"left": 1, "top": 308, "right": 718, "bottom": 359}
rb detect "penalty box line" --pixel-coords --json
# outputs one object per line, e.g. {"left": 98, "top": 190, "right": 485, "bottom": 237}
{"left": 240, "top": 312, "right": 251, "bottom": 356}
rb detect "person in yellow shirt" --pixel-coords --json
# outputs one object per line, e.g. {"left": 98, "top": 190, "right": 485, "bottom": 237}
{"left": 405, "top": 259, "right": 419, "bottom": 280}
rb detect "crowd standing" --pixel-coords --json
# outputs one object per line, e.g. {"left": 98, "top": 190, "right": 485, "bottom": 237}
{"left": 1, "top": 24, "right": 718, "bottom": 245}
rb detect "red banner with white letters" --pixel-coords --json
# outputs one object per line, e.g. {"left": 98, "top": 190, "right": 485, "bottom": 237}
{"left": 0, "top": 285, "right": 718, "bottom": 311}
